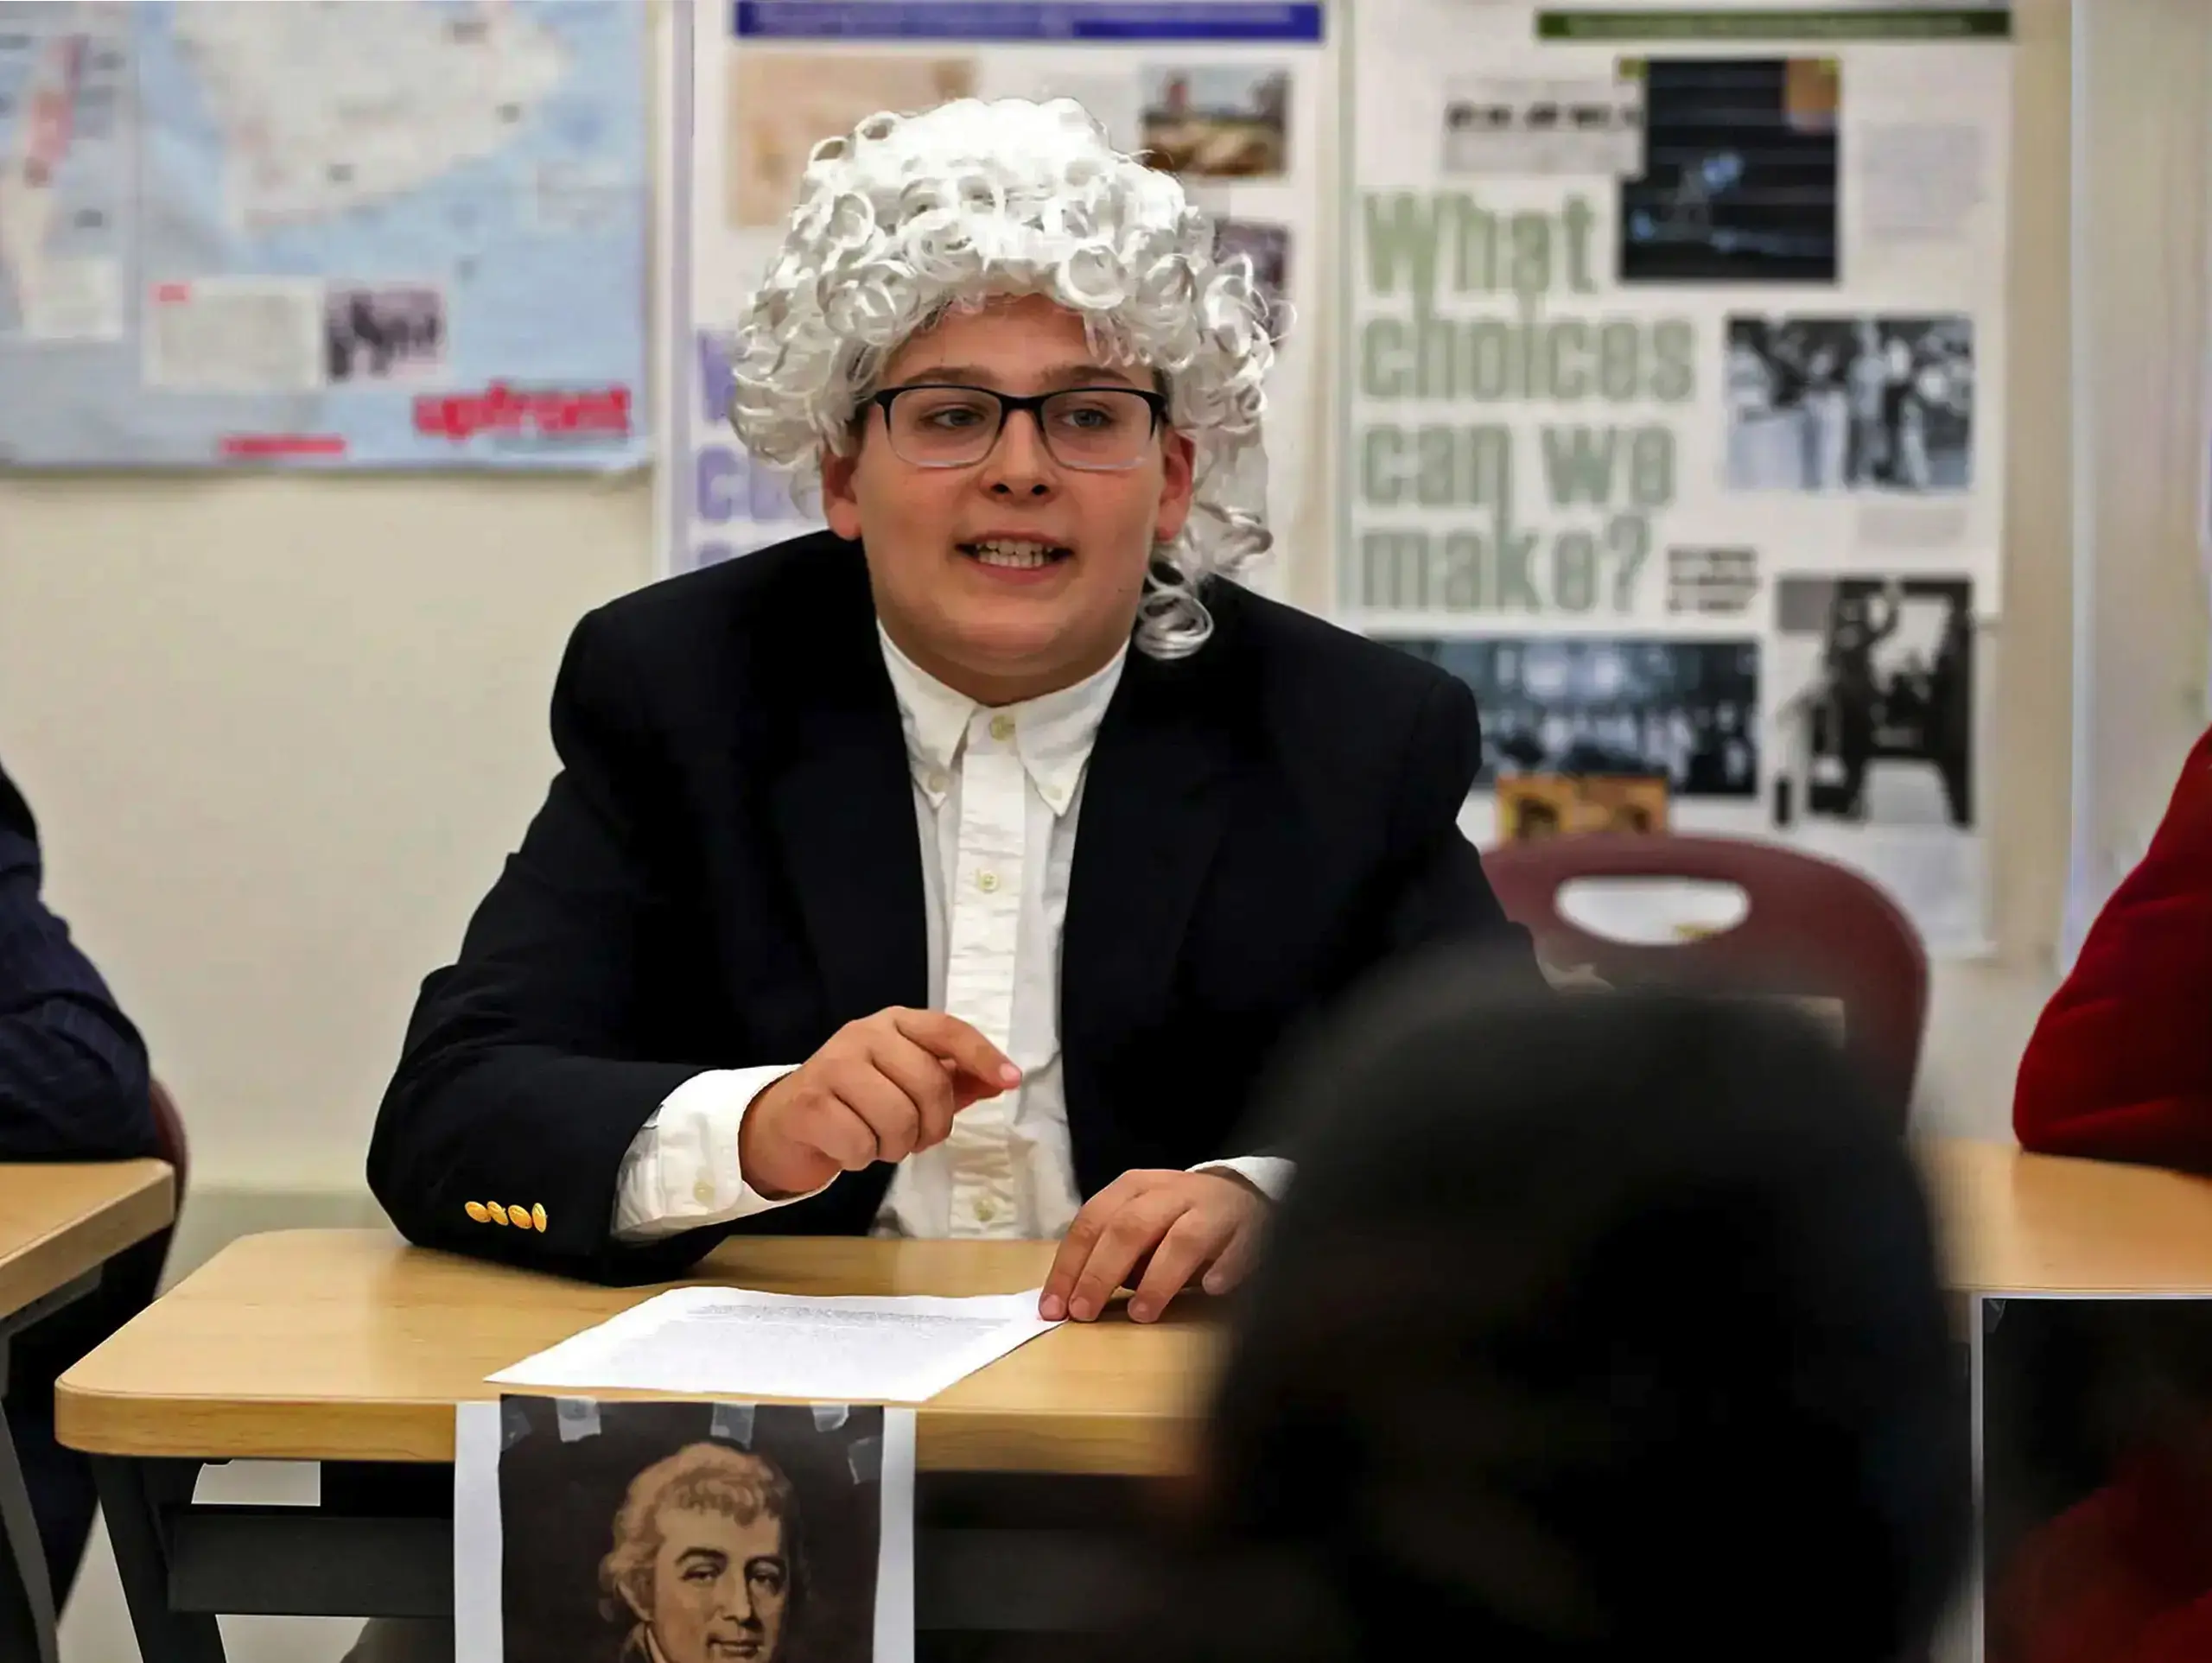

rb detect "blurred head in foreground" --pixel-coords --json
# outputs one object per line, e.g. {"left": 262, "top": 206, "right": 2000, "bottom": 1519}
{"left": 1133, "top": 964, "right": 1968, "bottom": 1662}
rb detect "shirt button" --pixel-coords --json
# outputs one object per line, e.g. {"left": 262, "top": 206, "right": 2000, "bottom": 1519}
{"left": 926, "top": 771, "right": 950, "bottom": 794}
{"left": 694, "top": 1178, "right": 716, "bottom": 1204}
{"left": 972, "top": 1196, "right": 999, "bottom": 1223}
{"left": 989, "top": 714, "right": 1015, "bottom": 742}
{"left": 976, "top": 869, "right": 1000, "bottom": 893}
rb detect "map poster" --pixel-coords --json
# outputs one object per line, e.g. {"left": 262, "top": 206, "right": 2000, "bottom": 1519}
{"left": 0, "top": 1, "right": 650, "bottom": 471}
{"left": 664, "top": 0, "right": 1331, "bottom": 587}
{"left": 1344, "top": 0, "right": 2012, "bottom": 956}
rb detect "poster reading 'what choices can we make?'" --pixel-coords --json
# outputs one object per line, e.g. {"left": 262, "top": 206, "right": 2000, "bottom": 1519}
{"left": 1342, "top": 1, "right": 2012, "bottom": 955}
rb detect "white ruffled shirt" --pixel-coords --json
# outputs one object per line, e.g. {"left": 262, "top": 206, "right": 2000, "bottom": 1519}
{"left": 611, "top": 625, "right": 1290, "bottom": 1241}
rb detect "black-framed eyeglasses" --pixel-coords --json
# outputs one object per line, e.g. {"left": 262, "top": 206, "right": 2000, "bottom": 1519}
{"left": 868, "top": 384, "right": 1168, "bottom": 472}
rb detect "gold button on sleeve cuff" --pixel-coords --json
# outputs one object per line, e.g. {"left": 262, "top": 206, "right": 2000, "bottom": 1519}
{"left": 509, "top": 1204, "right": 534, "bottom": 1231}
{"left": 464, "top": 1202, "right": 489, "bottom": 1223}
{"left": 486, "top": 1203, "right": 510, "bottom": 1225}
{"left": 531, "top": 1203, "right": 549, "bottom": 1233}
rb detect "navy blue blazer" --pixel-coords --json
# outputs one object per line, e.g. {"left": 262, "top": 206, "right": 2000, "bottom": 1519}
{"left": 0, "top": 760, "right": 156, "bottom": 1161}
{"left": 371, "top": 533, "right": 1541, "bottom": 1284}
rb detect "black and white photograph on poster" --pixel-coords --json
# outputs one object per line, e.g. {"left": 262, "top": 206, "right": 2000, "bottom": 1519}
{"left": 1383, "top": 636, "right": 1760, "bottom": 798}
{"left": 471, "top": 1397, "right": 913, "bottom": 1663}
{"left": 1979, "top": 1297, "right": 2212, "bottom": 1661}
{"left": 1138, "top": 65, "right": 1290, "bottom": 179}
{"left": 323, "top": 282, "right": 446, "bottom": 384}
{"left": 1666, "top": 545, "right": 1761, "bottom": 617}
{"left": 1725, "top": 315, "right": 1974, "bottom": 493}
{"left": 1440, "top": 73, "right": 1644, "bottom": 175}
{"left": 1211, "top": 219, "right": 1290, "bottom": 333}
{"left": 1619, "top": 57, "right": 1840, "bottom": 285}
{"left": 1770, "top": 577, "right": 1974, "bottom": 831}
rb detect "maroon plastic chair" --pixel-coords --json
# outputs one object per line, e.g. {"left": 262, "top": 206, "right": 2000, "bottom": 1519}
{"left": 149, "top": 1076, "right": 189, "bottom": 1205}
{"left": 1480, "top": 832, "right": 1929, "bottom": 1129}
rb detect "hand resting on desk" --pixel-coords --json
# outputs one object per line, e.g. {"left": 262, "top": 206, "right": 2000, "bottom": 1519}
{"left": 1040, "top": 1167, "right": 1267, "bottom": 1325}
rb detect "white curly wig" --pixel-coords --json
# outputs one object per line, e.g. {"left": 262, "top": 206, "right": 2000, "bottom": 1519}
{"left": 724, "top": 96, "right": 1279, "bottom": 659}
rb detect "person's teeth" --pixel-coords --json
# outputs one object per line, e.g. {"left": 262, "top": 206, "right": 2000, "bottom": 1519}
{"left": 970, "top": 540, "right": 1059, "bottom": 568}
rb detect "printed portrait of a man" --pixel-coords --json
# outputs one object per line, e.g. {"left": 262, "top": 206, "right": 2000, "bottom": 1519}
{"left": 489, "top": 1398, "right": 901, "bottom": 1663}
{"left": 601, "top": 1443, "right": 798, "bottom": 1663}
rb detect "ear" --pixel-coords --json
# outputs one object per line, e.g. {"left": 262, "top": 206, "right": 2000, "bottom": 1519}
{"left": 1153, "top": 428, "right": 1197, "bottom": 544}
{"left": 819, "top": 442, "right": 864, "bottom": 542}
{"left": 620, "top": 1571, "right": 653, "bottom": 1626}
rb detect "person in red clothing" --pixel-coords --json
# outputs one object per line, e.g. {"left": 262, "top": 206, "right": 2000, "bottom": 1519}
{"left": 1986, "top": 1308, "right": 2212, "bottom": 1663}
{"left": 1990, "top": 1441, "right": 2212, "bottom": 1663}
{"left": 2015, "top": 725, "right": 2212, "bottom": 1170}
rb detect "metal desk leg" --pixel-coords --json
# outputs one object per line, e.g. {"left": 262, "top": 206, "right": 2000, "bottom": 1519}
{"left": 92, "top": 1457, "right": 224, "bottom": 1663}
{"left": 1, "top": 1270, "right": 103, "bottom": 1663}
{"left": 0, "top": 1376, "right": 59, "bottom": 1663}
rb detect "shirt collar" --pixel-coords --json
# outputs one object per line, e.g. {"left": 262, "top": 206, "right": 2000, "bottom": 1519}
{"left": 875, "top": 621, "right": 1126, "bottom": 816}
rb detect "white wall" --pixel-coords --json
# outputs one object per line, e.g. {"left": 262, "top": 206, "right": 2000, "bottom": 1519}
{"left": 2, "top": 477, "right": 649, "bottom": 1191}
{"left": 2064, "top": 0, "right": 2212, "bottom": 952}
{"left": 2, "top": 479, "right": 661, "bottom": 1662}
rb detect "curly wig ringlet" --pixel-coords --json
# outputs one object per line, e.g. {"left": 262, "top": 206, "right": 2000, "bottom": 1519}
{"left": 725, "top": 95, "right": 1280, "bottom": 659}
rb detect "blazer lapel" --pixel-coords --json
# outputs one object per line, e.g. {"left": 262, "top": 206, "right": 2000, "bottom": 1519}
{"left": 762, "top": 552, "right": 930, "bottom": 1022}
{"left": 1062, "top": 631, "right": 1241, "bottom": 1062}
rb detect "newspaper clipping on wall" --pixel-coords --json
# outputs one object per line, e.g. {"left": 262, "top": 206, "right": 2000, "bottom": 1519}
{"left": 1341, "top": 0, "right": 2012, "bottom": 955}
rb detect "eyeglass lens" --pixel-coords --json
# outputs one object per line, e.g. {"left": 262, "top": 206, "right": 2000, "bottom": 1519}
{"left": 885, "top": 387, "right": 1155, "bottom": 469}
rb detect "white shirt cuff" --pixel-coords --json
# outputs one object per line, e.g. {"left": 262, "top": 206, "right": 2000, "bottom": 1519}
{"left": 1191, "top": 1154, "right": 1294, "bottom": 1203}
{"left": 611, "top": 1066, "right": 827, "bottom": 1242}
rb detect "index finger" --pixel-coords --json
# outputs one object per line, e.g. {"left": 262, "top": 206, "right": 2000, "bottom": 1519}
{"left": 1042, "top": 1183, "right": 1123, "bottom": 1316}
{"left": 891, "top": 1008, "right": 1020, "bottom": 1093}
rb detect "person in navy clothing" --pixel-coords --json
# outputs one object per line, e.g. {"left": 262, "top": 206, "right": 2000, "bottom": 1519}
{"left": 0, "top": 755, "right": 167, "bottom": 1611}
{"left": 359, "top": 93, "right": 1541, "bottom": 1663}
{"left": 370, "top": 94, "right": 1540, "bottom": 1324}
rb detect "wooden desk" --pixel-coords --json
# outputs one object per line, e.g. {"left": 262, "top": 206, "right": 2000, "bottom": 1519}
{"left": 57, "top": 1229, "right": 1216, "bottom": 1475}
{"left": 0, "top": 1160, "right": 175, "bottom": 1321}
{"left": 1923, "top": 1137, "right": 2212, "bottom": 1294}
{"left": 77, "top": 1142, "right": 2212, "bottom": 1485}
{"left": 0, "top": 1159, "right": 175, "bottom": 1663}
{"left": 54, "top": 1139, "right": 2212, "bottom": 1663}
{"left": 58, "top": 1228, "right": 1216, "bottom": 1661}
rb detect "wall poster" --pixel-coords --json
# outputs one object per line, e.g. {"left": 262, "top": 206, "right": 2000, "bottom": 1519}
{"left": 1341, "top": 0, "right": 2012, "bottom": 955}
{"left": 663, "top": 0, "right": 1332, "bottom": 597}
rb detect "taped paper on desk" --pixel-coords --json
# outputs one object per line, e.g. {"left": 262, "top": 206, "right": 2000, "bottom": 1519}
{"left": 454, "top": 1396, "right": 916, "bottom": 1663}
{"left": 486, "top": 1285, "right": 1063, "bottom": 1402}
